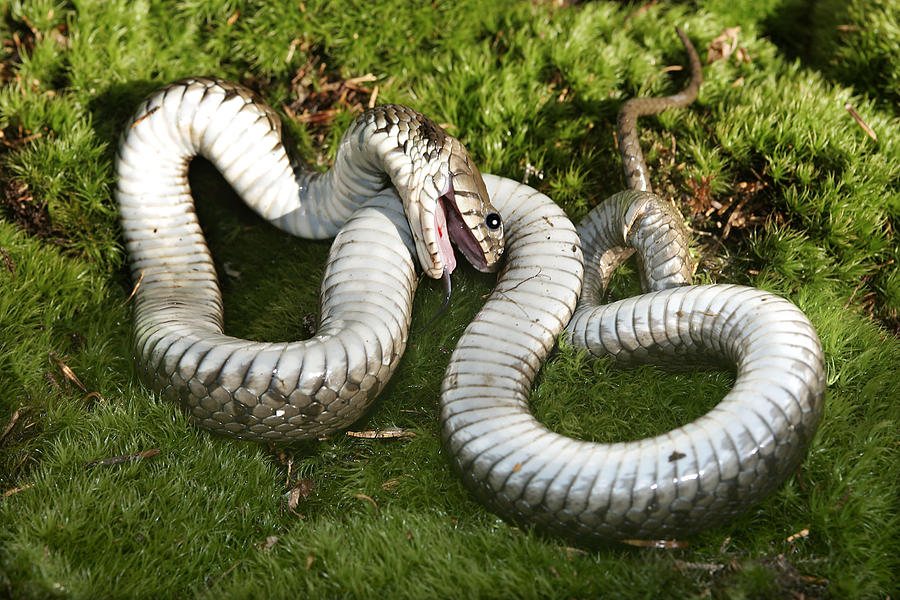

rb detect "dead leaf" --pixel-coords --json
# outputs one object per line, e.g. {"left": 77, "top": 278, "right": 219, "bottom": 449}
{"left": 260, "top": 535, "right": 278, "bottom": 551}
{"left": 289, "top": 478, "right": 315, "bottom": 508}
{"left": 707, "top": 27, "right": 741, "bottom": 63}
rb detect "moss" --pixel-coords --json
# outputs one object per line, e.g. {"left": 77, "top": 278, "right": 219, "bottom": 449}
{"left": 1, "top": 0, "right": 899, "bottom": 597}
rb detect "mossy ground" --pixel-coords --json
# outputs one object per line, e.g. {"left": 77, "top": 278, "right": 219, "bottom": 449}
{"left": 1, "top": 1, "right": 898, "bottom": 598}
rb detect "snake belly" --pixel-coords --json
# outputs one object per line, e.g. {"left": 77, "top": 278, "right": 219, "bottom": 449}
{"left": 116, "top": 77, "right": 502, "bottom": 441}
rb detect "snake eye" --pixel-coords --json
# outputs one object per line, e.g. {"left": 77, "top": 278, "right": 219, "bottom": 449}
{"left": 485, "top": 212, "right": 502, "bottom": 230}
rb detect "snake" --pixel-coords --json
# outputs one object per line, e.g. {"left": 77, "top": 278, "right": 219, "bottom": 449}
{"left": 117, "top": 29, "right": 825, "bottom": 542}
{"left": 117, "top": 79, "right": 503, "bottom": 439}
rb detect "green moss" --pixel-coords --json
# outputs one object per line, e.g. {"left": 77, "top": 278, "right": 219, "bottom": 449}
{"left": 1, "top": 0, "right": 899, "bottom": 598}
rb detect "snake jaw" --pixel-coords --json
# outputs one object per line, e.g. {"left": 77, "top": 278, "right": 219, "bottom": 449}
{"left": 397, "top": 123, "right": 504, "bottom": 280}
{"left": 438, "top": 187, "right": 491, "bottom": 273}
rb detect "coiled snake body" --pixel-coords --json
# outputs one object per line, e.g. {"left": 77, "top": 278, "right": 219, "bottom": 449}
{"left": 118, "top": 31, "right": 824, "bottom": 542}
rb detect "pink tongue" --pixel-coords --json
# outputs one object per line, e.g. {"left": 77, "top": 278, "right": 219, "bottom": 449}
{"left": 435, "top": 201, "right": 457, "bottom": 274}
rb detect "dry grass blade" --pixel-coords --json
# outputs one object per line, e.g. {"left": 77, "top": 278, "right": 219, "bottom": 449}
{"left": 625, "top": 1, "right": 659, "bottom": 21}
{"left": 786, "top": 528, "right": 810, "bottom": 543}
{"left": 674, "top": 559, "right": 726, "bottom": 573}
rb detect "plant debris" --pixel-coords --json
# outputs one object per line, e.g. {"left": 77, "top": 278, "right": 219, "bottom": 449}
{"left": 0, "top": 406, "right": 23, "bottom": 444}
{"left": 0, "top": 246, "right": 14, "bottom": 275}
{"left": 621, "top": 538, "right": 690, "bottom": 549}
{"left": 1, "top": 174, "right": 59, "bottom": 241}
{"left": 287, "top": 478, "right": 316, "bottom": 514}
{"left": 83, "top": 448, "right": 160, "bottom": 468}
{"left": 282, "top": 53, "right": 379, "bottom": 151}
{"left": 680, "top": 166, "right": 777, "bottom": 274}
{"left": 2, "top": 483, "right": 33, "bottom": 498}
{"left": 844, "top": 102, "right": 878, "bottom": 141}
{"left": 48, "top": 351, "right": 106, "bottom": 403}
{"left": 1, "top": 13, "right": 69, "bottom": 85}
{"left": 355, "top": 493, "right": 379, "bottom": 516}
{"left": 258, "top": 535, "right": 279, "bottom": 552}
{"left": 706, "top": 27, "right": 750, "bottom": 65}
{"left": 346, "top": 427, "right": 414, "bottom": 439}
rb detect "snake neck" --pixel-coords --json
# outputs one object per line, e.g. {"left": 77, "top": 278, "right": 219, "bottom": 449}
{"left": 289, "top": 103, "right": 476, "bottom": 278}
{"left": 298, "top": 103, "right": 446, "bottom": 222}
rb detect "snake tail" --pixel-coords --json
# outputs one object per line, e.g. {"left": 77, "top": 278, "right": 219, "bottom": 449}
{"left": 618, "top": 27, "right": 703, "bottom": 193}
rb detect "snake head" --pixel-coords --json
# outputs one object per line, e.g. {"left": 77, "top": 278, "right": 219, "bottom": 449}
{"left": 409, "top": 135, "right": 505, "bottom": 280}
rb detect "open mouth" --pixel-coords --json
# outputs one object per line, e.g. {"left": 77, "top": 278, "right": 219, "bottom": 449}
{"left": 435, "top": 189, "right": 489, "bottom": 273}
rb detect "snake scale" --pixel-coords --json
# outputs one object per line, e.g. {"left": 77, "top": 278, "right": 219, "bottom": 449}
{"left": 117, "top": 29, "right": 825, "bottom": 542}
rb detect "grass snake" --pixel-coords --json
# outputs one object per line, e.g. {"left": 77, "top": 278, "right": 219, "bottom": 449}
{"left": 117, "top": 30, "right": 825, "bottom": 542}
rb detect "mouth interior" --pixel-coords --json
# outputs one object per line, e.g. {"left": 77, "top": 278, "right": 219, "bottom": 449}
{"left": 437, "top": 191, "right": 489, "bottom": 273}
